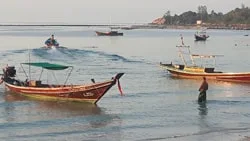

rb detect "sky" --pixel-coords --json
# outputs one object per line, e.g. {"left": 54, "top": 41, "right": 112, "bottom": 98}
{"left": 0, "top": 0, "right": 249, "bottom": 24}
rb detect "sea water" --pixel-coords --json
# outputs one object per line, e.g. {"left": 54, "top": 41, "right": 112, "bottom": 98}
{"left": 0, "top": 26, "right": 250, "bottom": 141}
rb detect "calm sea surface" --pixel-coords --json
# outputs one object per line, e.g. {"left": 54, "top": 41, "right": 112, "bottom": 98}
{"left": 0, "top": 26, "right": 250, "bottom": 141}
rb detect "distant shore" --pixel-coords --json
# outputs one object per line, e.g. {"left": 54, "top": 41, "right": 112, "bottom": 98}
{"left": 131, "top": 24, "right": 250, "bottom": 30}
{"left": 0, "top": 24, "right": 113, "bottom": 27}
{"left": 0, "top": 24, "right": 249, "bottom": 30}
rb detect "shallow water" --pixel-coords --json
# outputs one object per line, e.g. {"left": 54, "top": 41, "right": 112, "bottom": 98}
{"left": 0, "top": 26, "right": 250, "bottom": 140}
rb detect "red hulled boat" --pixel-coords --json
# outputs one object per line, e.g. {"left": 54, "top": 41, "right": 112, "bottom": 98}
{"left": 95, "top": 31, "right": 123, "bottom": 36}
{"left": 1, "top": 62, "right": 124, "bottom": 104}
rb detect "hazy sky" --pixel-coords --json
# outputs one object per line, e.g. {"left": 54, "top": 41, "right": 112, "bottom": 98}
{"left": 0, "top": 0, "right": 249, "bottom": 24}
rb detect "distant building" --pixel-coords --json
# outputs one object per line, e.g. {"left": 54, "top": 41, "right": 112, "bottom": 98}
{"left": 196, "top": 20, "right": 202, "bottom": 25}
{"left": 152, "top": 17, "right": 166, "bottom": 25}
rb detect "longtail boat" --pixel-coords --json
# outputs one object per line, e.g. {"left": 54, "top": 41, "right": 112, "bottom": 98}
{"left": 0, "top": 62, "right": 124, "bottom": 104}
{"left": 160, "top": 40, "right": 250, "bottom": 83}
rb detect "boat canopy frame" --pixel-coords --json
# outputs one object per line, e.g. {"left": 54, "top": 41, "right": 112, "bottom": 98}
{"left": 176, "top": 44, "right": 223, "bottom": 68}
{"left": 20, "top": 62, "right": 73, "bottom": 85}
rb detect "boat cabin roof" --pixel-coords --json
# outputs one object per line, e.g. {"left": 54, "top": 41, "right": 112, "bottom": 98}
{"left": 191, "top": 54, "right": 223, "bottom": 58}
{"left": 21, "top": 62, "right": 72, "bottom": 70}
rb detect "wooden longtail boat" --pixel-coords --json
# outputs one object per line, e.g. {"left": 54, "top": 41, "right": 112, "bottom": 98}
{"left": 160, "top": 42, "right": 250, "bottom": 83}
{"left": 1, "top": 62, "right": 124, "bottom": 104}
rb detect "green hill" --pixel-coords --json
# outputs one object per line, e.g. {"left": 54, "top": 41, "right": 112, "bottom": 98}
{"left": 161, "top": 5, "right": 250, "bottom": 27}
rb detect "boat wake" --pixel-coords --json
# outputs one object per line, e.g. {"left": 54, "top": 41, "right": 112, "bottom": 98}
{"left": 31, "top": 47, "right": 141, "bottom": 64}
{"left": 0, "top": 49, "right": 27, "bottom": 58}
{"left": 0, "top": 49, "right": 30, "bottom": 66}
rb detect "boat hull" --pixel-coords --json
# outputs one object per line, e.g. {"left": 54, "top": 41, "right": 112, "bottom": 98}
{"left": 195, "top": 34, "right": 209, "bottom": 41}
{"left": 95, "top": 31, "right": 123, "bottom": 36}
{"left": 42, "top": 46, "right": 67, "bottom": 49}
{"left": 160, "top": 63, "right": 250, "bottom": 83}
{"left": 3, "top": 73, "right": 124, "bottom": 104}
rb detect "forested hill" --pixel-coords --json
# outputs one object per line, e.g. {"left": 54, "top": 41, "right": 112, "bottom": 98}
{"left": 162, "top": 5, "right": 250, "bottom": 26}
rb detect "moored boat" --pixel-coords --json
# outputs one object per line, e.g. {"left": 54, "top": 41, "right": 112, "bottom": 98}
{"left": 95, "top": 31, "right": 123, "bottom": 36}
{"left": 160, "top": 62, "right": 250, "bottom": 82}
{"left": 120, "top": 26, "right": 134, "bottom": 30}
{"left": 194, "top": 28, "right": 209, "bottom": 41}
{"left": 160, "top": 41, "right": 250, "bottom": 83}
{"left": 195, "top": 33, "right": 209, "bottom": 41}
{"left": 1, "top": 63, "right": 124, "bottom": 104}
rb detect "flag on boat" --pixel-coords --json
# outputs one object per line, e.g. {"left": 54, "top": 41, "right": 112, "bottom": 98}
{"left": 117, "top": 79, "right": 124, "bottom": 96}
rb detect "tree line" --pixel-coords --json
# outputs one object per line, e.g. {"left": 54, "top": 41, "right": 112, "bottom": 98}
{"left": 162, "top": 4, "right": 250, "bottom": 26}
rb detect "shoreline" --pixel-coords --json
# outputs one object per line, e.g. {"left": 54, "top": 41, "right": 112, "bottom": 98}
{"left": 131, "top": 24, "right": 250, "bottom": 30}
{"left": 0, "top": 24, "right": 249, "bottom": 30}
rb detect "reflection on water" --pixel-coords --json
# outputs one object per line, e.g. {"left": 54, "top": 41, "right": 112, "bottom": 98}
{"left": 3, "top": 91, "right": 104, "bottom": 119}
{"left": 197, "top": 101, "right": 210, "bottom": 138}
{"left": 196, "top": 101, "right": 210, "bottom": 141}
{"left": 198, "top": 102, "right": 208, "bottom": 116}
{"left": 0, "top": 91, "right": 122, "bottom": 141}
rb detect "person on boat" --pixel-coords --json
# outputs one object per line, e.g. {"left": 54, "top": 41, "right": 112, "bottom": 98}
{"left": 2, "top": 64, "right": 9, "bottom": 79}
{"left": 45, "top": 34, "right": 59, "bottom": 47}
{"left": 198, "top": 77, "right": 208, "bottom": 102}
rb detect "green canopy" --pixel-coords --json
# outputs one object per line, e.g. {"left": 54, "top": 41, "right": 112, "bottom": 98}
{"left": 21, "top": 62, "right": 71, "bottom": 70}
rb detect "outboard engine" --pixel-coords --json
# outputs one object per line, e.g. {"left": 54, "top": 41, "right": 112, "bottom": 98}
{"left": 3, "top": 66, "right": 16, "bottom": 78}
